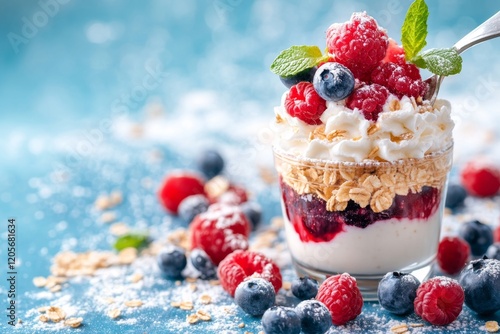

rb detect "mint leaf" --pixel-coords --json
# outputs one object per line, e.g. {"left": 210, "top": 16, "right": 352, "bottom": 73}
{"left": 270, "top": 45, "right": 325, "bottom": 77}
{"left": 413, "top": 48, "right": 462, "bottom": 76}
{"left": 401, "top": 0, "right": 429, "bottom": 60}
{"left": 113, "top": 233, "right": 149, "bottom": 251}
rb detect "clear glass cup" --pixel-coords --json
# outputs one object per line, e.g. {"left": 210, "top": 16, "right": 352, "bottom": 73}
{"left": 273, "top": 144, "right": 453, "bottom": 300}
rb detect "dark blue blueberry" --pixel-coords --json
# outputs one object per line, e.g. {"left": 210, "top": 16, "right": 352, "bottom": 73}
{"left": 313, "top": 62, "right": 355, "bottom": 102}
{"left": 377, "top": 272, "right": 420, "bottom": 315}
{"left": 262, "top": 306, "right": 301, "bottom": 334}
{"left": 157, "top": 245, "right": 187, "bottom": 279}
{"left": 445, "top": 183, "right": 467, "bottom": 209}
{"left": 295, "top": 300, "right": 332, "bottom": 334}
{"left": 190, "top": 248, "right": 217, "bottom": 280}
{"left": 458, "top": 220, "right": 494, "bottom": 256}
{"left": 280, "top": 67, "right": 316, "bottom": 89}
{"left": 196, "top": 149, "right": 224, "bottom": 179}
{"left": 234, "top": 278, "right": 276, "bottom": 316}
{"left": 485, "top": 243, "right": 500, "bottom": 260}
{"left": 178, "top": 194, "right": 209, "bottom": 223}
{"left": 459, "top": 257, "right": 500, "bottom": 314}
{"left": 291, "top": 276, "right": 319, "bottom": 300}
{"left": 240, "top": 201, "right": 262, "bottom": 230}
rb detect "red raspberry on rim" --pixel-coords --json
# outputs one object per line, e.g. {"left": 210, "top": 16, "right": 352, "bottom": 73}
{"left": 316, "top": 273, "right": 363, "bottom": 325}
{"left": 285, "top": 82, "right": 326, "bottom": 125}
{"left": 346, "top": 84, "right": 390, "bottom": 121}
{"left": 371, "top": 62, "right": 427, "bottom": 99}
{"left": 460, "top": 159, "right": 500, "bottom": 197}
{"left": 437, "top": 236, "right": 470, "bottom": 275}
{"left": 217, "top": 250, "right": 282, "bottom": 297}
{"left": 158, "top": 172, "right": 206, "bottom": 214}
{"left": 326, "top": 12, "right": 388, "bottom": 81}
{"left": 190, "top": 204, "right": 250, "bottom": 265}
{"left": 414, "top": 277, "right": 464, "bottom": 326}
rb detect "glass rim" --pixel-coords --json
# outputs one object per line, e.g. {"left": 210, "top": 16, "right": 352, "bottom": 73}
{"left": 273, "top": 142, "right": 453, "bottom": 168}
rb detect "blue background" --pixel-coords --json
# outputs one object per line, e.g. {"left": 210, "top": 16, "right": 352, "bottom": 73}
{"left": 1, "top": 0, "right": 499, "bottom": 333}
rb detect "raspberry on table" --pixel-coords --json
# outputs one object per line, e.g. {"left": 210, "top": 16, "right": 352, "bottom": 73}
{"left": 189, "top": 204, "right": 250, "bottom": 265}
{"left": 437, "top": 237, "right": 470, "bottom": 275}
{"left": 217, "top": 250, "right": 282, "bottom": 297}
{"left": 382, "top": 38, "right": 406, "bottom": 65}
{"left": 326, "top": 12, "right": 388, "bottom": 81}
{"left": 285, "top": 82, "right": 327, "bottom": 125}
{"left": 371, "top": 62, "right": 427, "bottom": 99}
{"left": 460, "top": 159, "right": 500, "bottom": 197}
{"left": 346, "top": 84, "right": 390, "bottom": 121}
{"left": 158, "top": 172, "right": 206, "bottom": 214}
{"left": 414, "top": 277, "right": 464, "bottom": 326}
{"left": 316, "top": 273, "right": 363, "bottom": 325}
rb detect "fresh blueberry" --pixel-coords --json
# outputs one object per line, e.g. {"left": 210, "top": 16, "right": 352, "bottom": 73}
{"left": 291, "top": 276, "right": 319, "bottom": 300}
{"left": 234, "top": 278, "right": 276, "bottom": 316}
{"left": 295, "top": 300, "right": 332, "bottom": 334}
{"left": 377, "top": 272, "right": 420, "bottom": 315}
{"left": 262, "top": 306, "right": 301, "bottom": 334}
{"left": 445, "top": 183, "right": 468, "bottom": 209}
{"left": 313, "top": 62, "right": 355, "bottom": 102}
{"left": 280, "top": 67, "right": 316, "bottom": 89}
{"left": 458, "top": 220, "right": 494, "bottom": 256}
{"left": 459, "top": 257, "right": 500, "bottom": 314}
{"left": 190, "top": 248, "right": 217, "bottom": 280}
{"left": 157, "top": 245, "right": 187, "bottom": 279}
{"left": 485, "top": 243, "right": 500, "bottom": 260}
{"left": 178, "top": 194, "right": 209, "bottom": 223}
{"left": 196, "top": 149, "right": 224, "bottom": 179}
{"left": 240, "top": 201, "right": 262, "bottom": 230}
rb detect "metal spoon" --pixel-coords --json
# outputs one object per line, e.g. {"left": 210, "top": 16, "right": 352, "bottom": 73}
{"left": 424, "top": 11, "right": 500, "bottom": 105}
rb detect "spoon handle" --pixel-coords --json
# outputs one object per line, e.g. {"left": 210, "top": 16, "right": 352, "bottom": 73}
{"left": 454, "top": 11, "right": 500, "bottom": 54}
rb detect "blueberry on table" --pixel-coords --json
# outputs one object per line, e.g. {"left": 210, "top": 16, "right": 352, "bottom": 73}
{"left": 485, "top": 243, "right": 500, "bottom": 260}
{"left": 240, "top": 201, "right": 262, "bottom": 230}
{"left": 459, "top": 257, "right": 500, "bottom": 314}
{"left": 262, "top": 306, "right": 301, "bottom": 334}
{"left": 157, "top": 245, "right": 187, "bottom": 279}
{"left": 377, "top": 272, "right": 420, "bottom": 315}
{"left": 178, "top": 194, "right": 209, "bottom": 223}
{"left": 291, "top": 276, "right": 319, "bottom": 300}
{"left": 295, "top": 300, "right": 332, "bottom": 334}
{"left": 445, "top": 183, "right": 467, "bottom": 209}
{"left": 190, "top": 248, "right": 217, "bottom": 280}
{"left": 313, "top": 62, "right": 355, "bottom": 102}
{"left": 280, "top": 67, "right": 316, "bottom": 89}
{"left": 234, "top": 278, "right": 275, "bottom": 316}
{"left": 196, "top": 149, "right": 224, "bottom": 179}
{"left": 458, "top": 220, "right": 494, "bottom": 256}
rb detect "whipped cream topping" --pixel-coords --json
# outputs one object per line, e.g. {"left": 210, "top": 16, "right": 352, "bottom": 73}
{"left": 272, "top": 93, "right": 454, "bottom": 162}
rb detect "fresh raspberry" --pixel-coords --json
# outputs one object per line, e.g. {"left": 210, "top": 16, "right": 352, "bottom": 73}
{"left": 316, "top": 273, "right": 363, "bottom": 325}
{"left": 495, "top": 224, "right": 500, "bottom": 243}
{"left": 437, "top": 237, "right": 470, "bottom": 275}
{"left": 382, "top": 38, "right": 406, "bottom": 65}
{"left": 190, "top": 204, "right": 250, "bottom": 265}
{"left": 346, "top": 84, "right": 390, "bottom": 121}
{"left": 285, "top": 82, "right": 326, "bottom": 125}
{"left": 414, "top": 277, "right": 464, "bottom": 326}
{"left": 158, "top": 172, "right": 206, "bottom": 214}
{"left": 371, "top": 62, "right": 427, "bottom": 99}
{"left": 460, "top": 159, "right": 500, "bottom": 197}
{"left": 326, "top": 12, "right": 388, "bottom": 81}
{"left": 217, "top": 250, "right": 282, "bottom": 297}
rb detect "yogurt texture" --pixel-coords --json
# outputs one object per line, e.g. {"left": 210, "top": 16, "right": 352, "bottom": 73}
{"left": 272, "top": 93, "right": 454, "bottom": 162}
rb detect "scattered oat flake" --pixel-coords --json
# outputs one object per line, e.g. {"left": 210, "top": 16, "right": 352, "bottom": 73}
{"left": 124, "top": 300, "right": 143, "bottom": 308}
{"left": 409, "top": 323, "right": 424, "bottom": 328}
{"left": 46, "top": 306, "right": 66, "bottom": 322}
{"left": 108, "top": 309, "right": 121, "bottom": 319}
{"left": 170, "top": 301, "right": 181, "bottom": 308}
{"left": 209, "top": 280, "right": 220, "bottom": 286}
{"left": 196, "top": 309, "right": 211, "bottom": 321}
{"left": 391, "top": 324, "right": 409, "bottom": 333}
{"left": 103, "top": 297, "right": 115, "bottom": 304}
{"left": 238, "top": 322, "right": 245, "bottom": 328}
{"left": 199, "top": 294, "right": 212, "bottom": 304}
{"left": 175, "top": 280, "right": 182, "bottom": 286}
{"left": 185, "top": 277, "right": 197, "bottom": 283}
{"left": 486, "top": 321, "right": 500, "bottom": 333}
{"left": 64, "top": 317, "right": 83, "bottom": 328}
{"left": 33, "top": 276, "right": 47, "bottom": 287}
{"left": 118, "top": 247, "right": 137, "bottom": 265}
{"left": 50, "top": 284, "right": 62, "bottom": 293}
{"left": 110, "top": 222, "right": 130, "bottom": 236}
{"left": 187, "top": 314, "right": 199, "bottom": 324}
{"left": 282, "top": 281, "right": 292, "bottom": 290}
{"left": 100, "top": 211, "right": 117, "bottom": 224}
{"left": 180, "top": 301, "right": 194, "bottom": 310}
{"left": 39, "top": 315, "right": 49, "bottom": 322}
{"left": 129, "top": 272, "right": 143, "bottom": 283}
{"left": 17, "top": 319, "right": 22, "bottom": 324}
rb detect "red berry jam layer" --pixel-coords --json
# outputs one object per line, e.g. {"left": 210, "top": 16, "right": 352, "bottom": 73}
{"left": 280, "top": 179, "right": 441, "bottom": 243}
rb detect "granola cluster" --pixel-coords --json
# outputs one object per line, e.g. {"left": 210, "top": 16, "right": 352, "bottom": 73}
{"left": 275, "top": 147, "right": 452, "bottom": 213}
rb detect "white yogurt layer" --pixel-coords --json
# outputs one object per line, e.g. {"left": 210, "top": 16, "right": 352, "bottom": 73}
{"left": 272, "top": 94, "right": 454, "bottom": 162}
{"left": 283, "top": 203, "right": 441, "bottom": 275}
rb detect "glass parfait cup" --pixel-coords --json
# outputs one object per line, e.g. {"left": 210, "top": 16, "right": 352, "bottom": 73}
{"left": 273, "top": 144, "right": 453, "bottom": 300}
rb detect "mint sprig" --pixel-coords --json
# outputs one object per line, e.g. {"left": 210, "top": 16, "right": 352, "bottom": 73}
{"left": 113, "top": 233, "right": 149, "bottom": 251}
{"left": 402, "top": 0, "right": 462, "bottom": 76}
{"left": 270, "top": 45, "right": 328, "bottom": 77}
